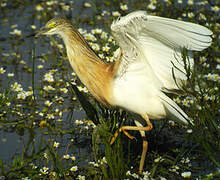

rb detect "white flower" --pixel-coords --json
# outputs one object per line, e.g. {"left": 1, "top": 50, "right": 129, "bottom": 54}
{"left": 53, "top": 141, "right": 60, "bottom": 148}
{"left": 11, "top": 82, "right": 23, "bottom": 92}
{"left": 70, "top": 165, "right": 78, "bottom": 172}
{"left": 37, "top": 65, "right": 44, "bottom": 69}
{"left": 187, "top": 0, "right": 194, "bottom": 5}
{"left": 43, "top": 153, "right": 48, "bottom": 159}
{"left": 40, "top": 167, "right": 49, "bottom": 174}
{"left": 36, "top": 4, "right": 43, "bottom": 11}
{"left": 148, "top": 3, "right": 156, "bottom": 10}
{"left": 211, "top": 6, "right": 219, "bottom": 12}
{"left": 112, "top": 11, "right": 121, "bottom": 17}
{"left": 101, "top": 31, "right": 108, "bottom": 40}
{"left": 91, "top": 28, "right": 102, "bottom": 34}
{"left": 7, "top": 73, "right": 14, "bottom": 77}
{"left": 31, "top": 25, "right": 36, "bottom": 29}
{"left": 102, "top": 45, "right": 110, "bottom": 52}
{"left": 84, "top": 2, "right": 91, "bottom": 8}
{"left": 43, "top": 85, "right": 55, "bottom": 91}
{"left": 131, "top": 173, "right": 139, "bottom": 179}
{"left": 90, "top": 43, "right": 100, "bottom": 51}
{"left": 45, "top": 100, "right": 52, "bottom": 107}
{"left": 84, "top": 33, "right": 97, "bottom": 41}
{"left": 17, "top": 91, "right": 27, "bottom": 100}
{"left": 44, "top": 72, "right": 54, "bottom": 83}
{"left": 46, "top": 114, "right": 55, "bottom": 119}
{"left": 71, "top": 156, "right": 76, "bottom": 161}
{"left": 126, "top": 170, "right": 131, "bottom": 176}
{"left": 154, "top": 156, "right": 163, "bottom": 163}
{"left": 77, "top": 175, "right": 85, "bottom": 180}
{"left": 63, "top": 154, "right": 70, "bottom": 159}
{"left": 186, "top": 129, "right": 193, "bottom": 133}
{"left": 120, "top": 4, "right": 128, "bottom": 11}
{"left": 0, "top": 67, "right": 6, "bottom": 74}
{"left": 10, "top": 29, "right": 22, "bottom": 36}
{"left": 75, "top": 120, "right": 84, "bottom": 125}
{"left": 181, "top": 171, "right": 191, "bottom": 178}
{"left": 60, "top": 88, "right": 68, "bottom": 93}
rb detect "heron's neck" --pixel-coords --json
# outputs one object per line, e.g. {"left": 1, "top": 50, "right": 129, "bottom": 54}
{"left": 61, "top": 28, "right": 115, "bottom": 106}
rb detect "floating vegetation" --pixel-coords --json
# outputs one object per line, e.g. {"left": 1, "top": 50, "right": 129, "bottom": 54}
{"left": 0, "top": 0, "right": 219, "bottom": 179}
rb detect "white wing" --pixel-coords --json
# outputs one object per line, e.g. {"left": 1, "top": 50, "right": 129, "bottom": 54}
{"left": 111, "top": 11, "right": 212, "bottom": 90}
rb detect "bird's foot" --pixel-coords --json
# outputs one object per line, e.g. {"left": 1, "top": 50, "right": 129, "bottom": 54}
{"left": 110, "top": 127, "right": 136, "bottom": 145}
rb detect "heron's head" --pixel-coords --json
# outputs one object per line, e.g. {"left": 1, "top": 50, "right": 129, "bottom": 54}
{"left": 36, "top": 17, "right": 71, "bottom": 36}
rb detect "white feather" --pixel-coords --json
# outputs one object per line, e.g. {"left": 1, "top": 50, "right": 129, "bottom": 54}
{"left": 111, "top": 11, "right": 212, "bottom": 124}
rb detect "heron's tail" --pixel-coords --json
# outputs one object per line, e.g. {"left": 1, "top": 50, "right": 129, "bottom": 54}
{"left": 159, "top": 94, "right": 192, "bottom": 125}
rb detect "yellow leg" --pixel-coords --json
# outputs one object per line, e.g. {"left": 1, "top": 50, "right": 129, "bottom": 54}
{"left": 139, "top": 140, "right": 148, "bottom": 174}
{"left": 110, "top": 128, "right": 135, "bottom": 145}
{"left": 110, "top": 114, "right": 153, "bottom": 173}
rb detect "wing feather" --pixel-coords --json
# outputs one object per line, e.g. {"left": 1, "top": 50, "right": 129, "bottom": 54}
{"left": 111, "top": 11, "right": 212, "bottom": 90}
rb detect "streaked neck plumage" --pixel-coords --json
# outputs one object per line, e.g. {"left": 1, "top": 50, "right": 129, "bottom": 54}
{"left": 58, "top": 25, "right": 116, "bottom": 106}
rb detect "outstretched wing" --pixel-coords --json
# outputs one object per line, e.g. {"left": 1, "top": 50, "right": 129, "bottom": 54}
{"left": 111, "top": 11, "right": 212, "bottom": 90}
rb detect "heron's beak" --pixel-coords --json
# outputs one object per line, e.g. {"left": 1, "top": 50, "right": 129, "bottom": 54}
{"left": 35, "top": 27, "right": 50, "bottom": 37}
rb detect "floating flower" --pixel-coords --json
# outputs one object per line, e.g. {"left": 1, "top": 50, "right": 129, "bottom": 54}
{"left": 90, "top": 43, "right": 100, "bottom": 51}
{"left": 7, "top": 73, "right": 14, "bottom": 77}
{"left": 22, "top": 177, "right": 31, "bottom": 180}
{"left": 37, "top": 65, "right": 44, "bottom": 69}
{"left": 100, "top": 157, "right": 107, "bottom": 164}
{"left": 43, "top": 85, "right": 55, "bottom": 91}
{"left": 148, "top": 3, "right": 156, "bottom": 10}
{"left": 102, "top": 10, "right": 110, "bottom": 16}
{"left": 62, "top": 5, "right": 70, "bottom": 11}
{"left": 44, "top": 72, "right": 54, "bottom": 83}
{"left": 71, "top": 156, "right": 76, "bottom": 161}
{"left": 211, "top": 6, "right": 219, "bottom": 12}
{"left": 131, "top": 173, "right": 139, "bottom": 179}
{"left": 40, "top": 167, "right": 49, "bottom": 175}
{"left": 75, "top": 120, "right": 84, "bottom": 125}
{"left": 0, "top": 67, "right": 6, "bottom": 74}
{"left": 84, "top": 2, "right": 91, "bottom": 8}
{"left": 11, "top": 82, "right": 23, "bottom": 92}
{"left": 84, "top": 33, "right": 97, "bottom": 41}
{"left": 43, "top": 153, "right": 48, "bottom": 159}
{"left": 70, "top": 165, "right": 78, "bottom": 172}
{"left": 102, "top": 45, "right": 110, "bottom": 52}
{"left": 46, "top": 114, "right": 55, "bottom": 119}
{"left": 126, "top": 170, "right": 131, "bottom": 176}
{"left": 53, "top": 141, "right": 60, "bottom": 148}
{"left": 36, "top": 4, "right": 43, "bottom": 11}
{"left": 120, "top": 4, "right": 128, "bottom": 11}
{"left": 17, "top": 91, "right": 28, "bottom": 100}
{"left": 154, "top": 156, "right": 164, "bottom": 163}
{"left": 45, "top": 100, "right": 52, "bottom": 107}
{"left": 187, "top": 0, "right": 194, "bottom": 5}
{"left": 20, "top": 60, "right": 26, "bottom": 64}
{"left": 101, "top": 31, "right": 108, "bottom": 40}
{"left": 60, "top": 88, "right": 68, "bottom": 93}
{"left": 31, "top": 25, "right": 36, "bottom": 30}
{"left": 10, "top": 29, "right": 22, "bottom": 36}
{"left": 63, "top": 154, "right": 70, "bottom": 159}
{"left": 181, "top": 171, "right": 191, "bottom": 178}
{"left": 77, "top": 175, "right": 85, "bottom": 180}
{"left": 186, "top": 129, "right": 193, "bottom": 133}
{"left": 91, "top": 28, "right": 102, "bottom": 34}
{"left": 112, "top": 11, "right": 121, "bottom": 17}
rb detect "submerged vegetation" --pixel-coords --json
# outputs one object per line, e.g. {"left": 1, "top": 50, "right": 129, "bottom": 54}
{"left": 0, "top": 0, "right": 219, "bottom": 179}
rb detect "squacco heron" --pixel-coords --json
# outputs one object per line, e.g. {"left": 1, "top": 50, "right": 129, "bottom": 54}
{"left": 37, "top": 11, "right": 212, "bottom": 173}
